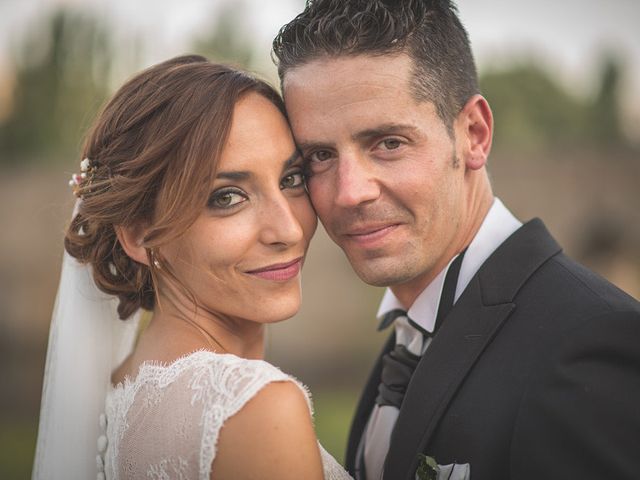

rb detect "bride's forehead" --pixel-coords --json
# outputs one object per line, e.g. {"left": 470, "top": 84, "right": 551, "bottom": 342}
{"left": 227, "top": 94, "right": 290, "bottom": 141}
{"left": 215, "top": 98, "right": 294, "bottom": 174}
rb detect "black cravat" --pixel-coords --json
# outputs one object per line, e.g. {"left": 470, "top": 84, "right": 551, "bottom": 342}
{"left": 374, "top": 248, "right": 467, "bottom": 408}
{"left": 376, "top": 314, "right": 420, "bottom": 408}
{"left": 362, "top": 249, "right": 468, "bottom": 480}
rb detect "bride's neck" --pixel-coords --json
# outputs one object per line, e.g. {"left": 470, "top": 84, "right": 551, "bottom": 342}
{"left": 142, "top": 300, "right": 266, "bottom": 361}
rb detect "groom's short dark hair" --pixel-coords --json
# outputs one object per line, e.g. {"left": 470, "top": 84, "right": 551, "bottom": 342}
{"left": 272, "top": 0, "right": 479, "bottom": 130}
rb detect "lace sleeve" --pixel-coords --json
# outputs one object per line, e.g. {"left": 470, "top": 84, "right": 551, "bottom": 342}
{"left": 189, "top": 352, "right": 311, "bottom": 479}
{"left": 104, "top": 351, "right": 316, "bottom": 480}
{"left": 319, "top": 444, "right": 355, "bottom": 480}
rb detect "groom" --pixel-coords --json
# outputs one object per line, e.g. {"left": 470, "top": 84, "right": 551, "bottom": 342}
{"left": 273, "top": 1, "right": 640, "bottom": 479}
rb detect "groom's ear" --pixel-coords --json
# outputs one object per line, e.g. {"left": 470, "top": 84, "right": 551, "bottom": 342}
{"left": 455, "top": 94, "right": 493, "bottom": 171}
{"left": 115, "top": 224, "right": 150, "bottom": 267}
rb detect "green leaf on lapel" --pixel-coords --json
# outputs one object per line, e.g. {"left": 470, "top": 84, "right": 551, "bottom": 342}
{"left": 415, "top": 454, "right": 439, "bottom": 480}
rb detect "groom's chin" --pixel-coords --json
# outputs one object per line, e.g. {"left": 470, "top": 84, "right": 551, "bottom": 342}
{"left": 346, "top": 254, "right": 416, "bottom": 288}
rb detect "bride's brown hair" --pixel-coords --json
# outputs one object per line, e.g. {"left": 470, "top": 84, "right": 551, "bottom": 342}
{"left": 64, "top": 55, "right": 285, "bottom": 320}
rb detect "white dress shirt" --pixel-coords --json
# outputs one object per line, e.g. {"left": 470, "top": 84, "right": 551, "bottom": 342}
{"left": 376, "top": 197, "right": 522, "bottom": 331}
{"left": 360, "top": 198, "right": 522, "bottom": 480}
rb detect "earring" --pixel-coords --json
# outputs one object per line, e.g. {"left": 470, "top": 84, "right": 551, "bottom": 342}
{"left": 150, "top": 250, "right": 162, "bottom": 270}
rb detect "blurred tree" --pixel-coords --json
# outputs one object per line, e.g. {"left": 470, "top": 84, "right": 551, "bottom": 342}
{"left": 191, "top": 2, "right": 254, "bottom": 69}
{"left": 0, "top": 9, "right": 112, "bottom": 167}
{"left": 589, "top": 55, "right": 624, "bottom": 147}
{"left": 481, "top": 63, "right": 588, "bottom": 150}
{"left": 480, "top": 57, "right": 629, "bottom": 152}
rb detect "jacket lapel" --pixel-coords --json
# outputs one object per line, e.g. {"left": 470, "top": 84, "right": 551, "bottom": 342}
{"left": 383, "top": 219, "right": 562, "bottom": 480}
{"left": 384, "top": 286, "right": 514, "bottom": 479}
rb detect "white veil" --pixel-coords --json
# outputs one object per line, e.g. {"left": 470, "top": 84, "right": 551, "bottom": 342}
{"left": 32, "top": 202, "right": 141, "bottom": 480}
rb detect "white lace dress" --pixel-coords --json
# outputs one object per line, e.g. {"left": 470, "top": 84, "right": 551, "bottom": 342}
{"left": 98, "top": 350, "right": 353, "bottom": 480}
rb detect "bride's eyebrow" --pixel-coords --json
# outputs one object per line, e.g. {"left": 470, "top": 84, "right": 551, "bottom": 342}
{"left": 214, "top": 151, "right": 301, "bottom": 181}
{"left": 215, "top": 171, "right": 250, "bottom": 181}
{"left": 283, "top": 150, "right": 302, "bottom": 169}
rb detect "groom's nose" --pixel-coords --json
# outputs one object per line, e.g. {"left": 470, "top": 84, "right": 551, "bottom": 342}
{"left": 333, "top": 151, "right": 381, "bottom": 209}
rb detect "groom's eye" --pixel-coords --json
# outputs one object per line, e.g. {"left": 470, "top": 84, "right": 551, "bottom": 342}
{"left": 309, "top": 150, "right": 333, "bottom": 162}
{"left": 382, "top": 138, "right": 401, "bottom": 150}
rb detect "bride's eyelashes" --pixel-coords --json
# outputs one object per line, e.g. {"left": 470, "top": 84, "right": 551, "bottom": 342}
{"left": 207, "top": 187, "right": 248, "bottom": 210}
{"left": 207, "top": 168, "right": 307, "bottom": 211}
{"left": 280, "top": 168, "right": 305, "bottom": 190}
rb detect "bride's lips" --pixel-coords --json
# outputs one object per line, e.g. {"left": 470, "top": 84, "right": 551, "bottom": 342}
{"left": 245, "top": 257, "right": 303, "bottom": 281}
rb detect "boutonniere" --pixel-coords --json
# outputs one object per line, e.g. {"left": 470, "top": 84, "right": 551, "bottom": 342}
{"left": 415, "top": 453, "right": 439, "bottom": 480}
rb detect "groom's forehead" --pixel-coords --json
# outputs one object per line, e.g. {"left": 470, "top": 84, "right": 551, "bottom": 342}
{"left": 282, "top": 53, "right": 412, "bottom": 100}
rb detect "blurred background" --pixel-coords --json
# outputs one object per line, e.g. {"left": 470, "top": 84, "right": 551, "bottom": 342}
{"left": 0, "top": 0, "right": 639, "bottom": 478}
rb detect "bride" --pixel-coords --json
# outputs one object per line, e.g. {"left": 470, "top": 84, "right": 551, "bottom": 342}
{"left": 32, "top": 55, "right": 353, "bottom": 480}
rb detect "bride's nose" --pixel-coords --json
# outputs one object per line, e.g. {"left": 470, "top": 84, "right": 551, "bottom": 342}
{"left": 258, "top": 194, "right": 304, "bottom": 247}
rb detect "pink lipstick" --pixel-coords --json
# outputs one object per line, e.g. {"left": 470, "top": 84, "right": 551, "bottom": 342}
{"left": 246, "top": 257, "right": 302, "bottom": 281}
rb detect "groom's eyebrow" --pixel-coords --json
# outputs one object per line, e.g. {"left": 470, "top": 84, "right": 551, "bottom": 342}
{"left": 353, "top": 123, "right": 418, "bottom": 141}
{"left": 296, "top": 124, "right": 419, "bottom": 151}
{"left": 296, "top": 139, "right": 331, "bottom": 152}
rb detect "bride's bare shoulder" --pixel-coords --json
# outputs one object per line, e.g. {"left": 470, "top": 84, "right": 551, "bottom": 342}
{"left": 211, "top": 380, "right": 324, "bottom": 480}
{"left": 111, "top": 355, "right": 133, "bottom": 385}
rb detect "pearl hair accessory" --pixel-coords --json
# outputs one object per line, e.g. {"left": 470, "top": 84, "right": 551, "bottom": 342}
{"left": 68, "top": 157, "right": 95, "bottom": 198}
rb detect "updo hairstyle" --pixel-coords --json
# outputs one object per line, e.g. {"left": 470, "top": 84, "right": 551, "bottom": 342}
{"left": 64, "top": 55, "right": 285, "bottom": 320}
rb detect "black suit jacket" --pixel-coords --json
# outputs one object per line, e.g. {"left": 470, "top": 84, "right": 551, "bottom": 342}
{"left": 346, "top": 219, "right": 640, "bottom": 480}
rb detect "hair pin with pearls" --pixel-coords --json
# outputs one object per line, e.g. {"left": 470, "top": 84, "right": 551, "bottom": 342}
{"left": 68, "top": 157, "right": 95, "bottom": 198}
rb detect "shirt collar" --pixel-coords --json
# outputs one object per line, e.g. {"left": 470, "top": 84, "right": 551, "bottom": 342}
{"left": 376, "top": 197, "right": 522, "bottom": 333}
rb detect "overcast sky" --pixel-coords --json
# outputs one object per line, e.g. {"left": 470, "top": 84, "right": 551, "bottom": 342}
{"left": 1, "top": 0, "right": 639, "bottom": 118}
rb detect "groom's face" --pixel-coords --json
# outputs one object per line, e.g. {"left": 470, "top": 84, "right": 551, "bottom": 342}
{"left": 283, "top": 53, "right": 469, "bottom": 303}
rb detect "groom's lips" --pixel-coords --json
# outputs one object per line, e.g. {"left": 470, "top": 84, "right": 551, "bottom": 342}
{"left": 343, "top": 223, "right": 401, "bottom": 247}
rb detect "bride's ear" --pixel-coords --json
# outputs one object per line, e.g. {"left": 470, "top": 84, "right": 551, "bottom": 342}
{"left": 115, "top": 225, "right": 150, "bottom": 266}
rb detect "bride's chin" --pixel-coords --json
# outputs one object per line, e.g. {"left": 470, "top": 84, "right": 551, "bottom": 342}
{"left": 257, "top": 292, "right": 302, "bottom": 324}
{"left": 264, "top": 307, "right": 301, "bottom": 324}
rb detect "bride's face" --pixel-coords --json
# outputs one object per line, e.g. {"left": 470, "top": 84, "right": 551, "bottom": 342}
{"left": 161, "top": 92, "right": 317, "bottom": 324}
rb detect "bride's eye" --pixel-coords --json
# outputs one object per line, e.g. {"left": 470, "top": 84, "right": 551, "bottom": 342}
{"left": 207, "top": 188, "right": 247, "bottom": 209}
{"left": 280, "top": 171, "right": 304, "bottom": 189}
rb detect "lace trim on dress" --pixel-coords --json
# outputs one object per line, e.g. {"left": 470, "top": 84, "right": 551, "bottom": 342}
{"left": 104, "top": 350, "right": 314, "bottom": 480}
